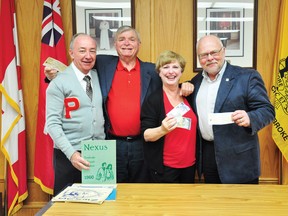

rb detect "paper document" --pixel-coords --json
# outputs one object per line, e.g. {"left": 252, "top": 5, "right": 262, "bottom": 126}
{"left": 208, "top": 112, "right": 234, "bottom": 125}
{"left": 73, "top": 184, "right": 117, "bottom": 201}
{"left": 43, "top": 57, "right": 67, "bottom": 72}
{"left": 51, "top": 184, "right": 116, "bottom": 204}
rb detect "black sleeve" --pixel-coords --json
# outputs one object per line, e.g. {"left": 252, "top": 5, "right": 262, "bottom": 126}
{"left": 44, "top": 77, "right": 51, "bottom": 83}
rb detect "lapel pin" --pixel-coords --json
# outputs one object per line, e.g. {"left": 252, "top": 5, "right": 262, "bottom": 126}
{"left": 226, "top": 78, "right": 229, "bottom": 82}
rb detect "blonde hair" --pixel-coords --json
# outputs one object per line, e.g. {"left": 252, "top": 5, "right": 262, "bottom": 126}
{"left": 155, "top": 50, "right": 186, "bottom": 73}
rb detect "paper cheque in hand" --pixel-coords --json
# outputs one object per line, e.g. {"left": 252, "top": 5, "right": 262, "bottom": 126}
{"left": 43, "top": 57, "right": 67, "bottom": 72}
{"left": 166, "top": 102, "right": 191, "bottom": 130}
{"left": 208, "top": 112, "right": 234, "bottom": 125}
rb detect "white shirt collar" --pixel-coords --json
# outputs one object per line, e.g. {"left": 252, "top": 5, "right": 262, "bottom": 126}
{"left": 71, "top": 62, "right": 92, "bottom": 81}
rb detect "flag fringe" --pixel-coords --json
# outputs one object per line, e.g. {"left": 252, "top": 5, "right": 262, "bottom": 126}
{"left": 34, "top": 177, "right": 54, "bottom": 195}
{"left": 0, "top": 84, "right": 22, "bottom": 186}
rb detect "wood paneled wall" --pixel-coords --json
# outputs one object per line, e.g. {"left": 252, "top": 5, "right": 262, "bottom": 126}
{"left": 0, "top": 0, "right": 287, "bottom": 215}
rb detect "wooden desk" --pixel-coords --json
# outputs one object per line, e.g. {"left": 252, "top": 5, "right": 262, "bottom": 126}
{"left": 41, "top": 184, "right": 288, "bottom": 215}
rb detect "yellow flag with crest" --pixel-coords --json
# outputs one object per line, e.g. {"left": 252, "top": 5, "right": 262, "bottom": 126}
{"left": 271, "top": 0, "right": 288, "bottom": 161}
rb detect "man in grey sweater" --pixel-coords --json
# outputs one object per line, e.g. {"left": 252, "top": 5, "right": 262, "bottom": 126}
{"left": 46, "top": 33, "right": 105, "bottom": 195}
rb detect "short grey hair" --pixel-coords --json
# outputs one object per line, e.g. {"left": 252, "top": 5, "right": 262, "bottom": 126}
{"left": 114, "top": 26, "right": 141, "bottom": 43}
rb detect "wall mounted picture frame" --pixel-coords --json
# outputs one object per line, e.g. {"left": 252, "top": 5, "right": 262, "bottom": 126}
{"left": 206, "top": 8, "right": 244, "bottom": 57}
{"left": 72, "top": 0, "right": 134, "bottom": 55}
{"left": 193, "top": 0, "right": 258, "bottom": 72}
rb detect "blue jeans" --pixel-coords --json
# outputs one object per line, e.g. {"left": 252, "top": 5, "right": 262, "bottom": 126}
{"left": 113, "top": 138, "right": 150, "bottom": 183}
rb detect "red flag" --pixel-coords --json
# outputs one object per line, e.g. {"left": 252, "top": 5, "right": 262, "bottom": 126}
{"left": 0, "top": 0, "right": 28, "bottom": 215}
{"left": 34, "top": 0, "right": 67, "bottom": 195}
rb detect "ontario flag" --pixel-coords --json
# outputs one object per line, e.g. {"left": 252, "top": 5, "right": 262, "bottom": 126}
{"left": 270, "top": 0, "right": 288, "bottom": 161}
{"left": 0, "top": 0, "right": 28, "bottom": 215}
{"left": 34, "top": 0, "right": 67, "bottom": 195}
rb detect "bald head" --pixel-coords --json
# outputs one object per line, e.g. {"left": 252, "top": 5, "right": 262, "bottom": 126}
{"left": 196, "top": 35, "right": 223, "bottom": 54}
{"left": 196, "top": 35, "right": 226, "bottom": 79}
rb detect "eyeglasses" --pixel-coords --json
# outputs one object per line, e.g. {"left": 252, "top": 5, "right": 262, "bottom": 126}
{"left": 198, "top": 47, "right": 224, "bottom": 60}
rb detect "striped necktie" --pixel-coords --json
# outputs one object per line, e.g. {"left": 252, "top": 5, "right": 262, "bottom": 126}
{"left": 83, "top": 75, "right": 93, "bottom": 101}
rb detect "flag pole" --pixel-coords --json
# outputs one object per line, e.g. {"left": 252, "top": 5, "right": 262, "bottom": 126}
{"left": 0, "top": 0, "right": 7, "bottom": 214}
{"left": 0, "top": 91, "right": 8, "bottom": 216}
{"left": 4, "top": 160, "right": 8, "bottom": 216}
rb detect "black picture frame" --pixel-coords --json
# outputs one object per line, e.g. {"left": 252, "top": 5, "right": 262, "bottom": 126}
{"left": 72, "top": 0, "right": 135, "bottom": 55}
{"left": 193, "top": 0, "right": 258, "bottom": 72}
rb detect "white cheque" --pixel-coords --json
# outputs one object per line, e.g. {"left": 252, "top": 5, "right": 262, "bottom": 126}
{"left": 43, "top": 57, "right": 67, "bottom": 72}
{"left": 208, "top": 112, "right": 234, "bottom": 125}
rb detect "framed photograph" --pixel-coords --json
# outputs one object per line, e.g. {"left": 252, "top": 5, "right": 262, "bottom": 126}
{"left": 85, "top": 9, "right": 122, "bottom": 50}
{"left": 72, "top": 0, "right": 135, "bottom": 55}
{"left": 193, "top": 0, "right": 258, "bottom": 72}
{"left": 207, "top": 8, "right": 244, "bottom": 57}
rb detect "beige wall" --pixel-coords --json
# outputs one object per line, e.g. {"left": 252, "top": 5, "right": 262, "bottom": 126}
{"left": 0, "top": 0, "right": 287, "bottom": 215}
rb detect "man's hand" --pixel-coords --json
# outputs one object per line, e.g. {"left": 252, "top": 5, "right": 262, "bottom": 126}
{"left": 232, "top": 110, "right": 251, "bottom": 127}
{"left": 180, "top": 82, "right": 194, "bottom": 96}
{"left": 45, "top": 66, "right": 58, "bottom": 81}
{"left": 70, "top": 151, "right": 90, "bottom": 171}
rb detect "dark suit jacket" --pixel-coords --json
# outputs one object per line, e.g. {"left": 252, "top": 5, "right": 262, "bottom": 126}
{"left": 94, "top": 55, "right": 162, "bottom": 134}
{"left": 191, "top": 62, "right": 275, "bottom": 183}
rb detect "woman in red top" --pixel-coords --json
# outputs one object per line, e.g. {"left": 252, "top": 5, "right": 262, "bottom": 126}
{"left": 141, "top": 50, "right": 198, "bottom": 183}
